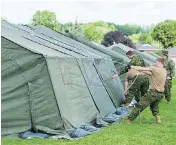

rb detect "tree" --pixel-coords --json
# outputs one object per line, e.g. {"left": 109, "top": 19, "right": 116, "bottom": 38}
{"left": 130, "top": 33, "right": 162, "bottom": 47}
{"left": 142, "top": 24, "right": 155, "bottom": 33}
{"left": 101, "top": 30, "right": 136, "bottom": 48}
{"left": 152, "top": 20, "right": 176, "bottom": 49}
{"left": 61, "top": 18, "right": 85, "bottom": 38}
{"left": 83, "top": 21, "right": 116, "bottom": 43}
{"left": 32, "top": 10, "right": 57, "bottom": 29}
{"left": 138, "top": 33, "right": 149, "bottom": 44}
{"left": 129, "top": 33, "right": 140, "bottom": 44}
{"left": 111, "top": 24, "right": 144, "bottom": 36}
{"left": 145, "top": 35, "right": 152, "bottom": 44}
{"left": 83, "top": 23, "right": 100, "bottom": 41}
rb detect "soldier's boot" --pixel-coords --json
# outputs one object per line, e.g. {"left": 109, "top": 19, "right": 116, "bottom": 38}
{"left": 155, "top": 115, "right": 161, "bottom": 124}
{"left": 124, "top": 119, "right": 131, "bottom": 125}
{"left": 124, "top": 103, "right": 130, "bottom": 108}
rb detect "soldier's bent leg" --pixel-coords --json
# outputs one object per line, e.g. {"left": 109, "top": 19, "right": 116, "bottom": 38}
{"left": 150, "top": 98, "right": 162, "bottom": 124}
{"left": 150, "top": 99, "right": 160, "bottom": 116}
{"left": 128, "top": 92, "right": 151, "bottom": 121}
{"left": 126, "top": 77, "right": 142, "bottom": 104}
{"left": 126, "top": 84, "right": 140, "bottom": 104}
{"left": 150, "top": 92, "right": 163, "bottom": 116}
{"left": 134, "top": 76, "right": 149, "bottom": 102}
{"left": 128, "top": 90, "right": 159, "bottom": 121}
{"left": 140, "top": 76, "right": 150, "bottom": 97}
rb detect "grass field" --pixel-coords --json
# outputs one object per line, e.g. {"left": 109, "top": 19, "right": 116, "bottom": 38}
{"left": 2, "top": 79, "right": 176, "bottom": 145}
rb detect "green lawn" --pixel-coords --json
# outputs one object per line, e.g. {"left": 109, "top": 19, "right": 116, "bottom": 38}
{"left": 2, "top": 79, "right": 176, "bottom": 145}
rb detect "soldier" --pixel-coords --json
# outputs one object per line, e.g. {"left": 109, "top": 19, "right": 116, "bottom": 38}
{"left": 113, "top": 50, "right": 149, "bottom": 106}
{"left": 161, "top": 50, "right": 175, "bottom": 104}
{"left": 124, "top": 68, "right": 150, "bottom": 107}
{"left": 124, "top": 58, "right": 167, "bottom": 124}
{"left": 113, "top": 50, "right": 145, "bottom": 77}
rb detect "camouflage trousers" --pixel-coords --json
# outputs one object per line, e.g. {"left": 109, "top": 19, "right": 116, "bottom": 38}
{"left": 126, "top": 75, "right": 149, "bottom": 104}
{"left": 128, "top": 89, "right": 163, "bottom": 121}
{"left": 164, "top": 79, "right": 172, "bottom": 102}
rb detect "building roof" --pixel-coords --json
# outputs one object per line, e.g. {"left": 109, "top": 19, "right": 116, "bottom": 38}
{"left": 168, "top": 46, "right": 176, "bottom": 56}
{"left": 135, "top": 44, "right": 160, "bottom": 51}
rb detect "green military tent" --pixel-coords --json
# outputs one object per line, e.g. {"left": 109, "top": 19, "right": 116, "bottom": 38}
{"left": 1, "top": 21, "right": 125, "bottom": 138}
{"left": 147, "top": 52, "right": 160, "bottom": 58}
{"left": 62, "top": 34, "right": 130, "bottom": 83}
{"left": 108, "top": 43, "right": 157, "bottom": 66}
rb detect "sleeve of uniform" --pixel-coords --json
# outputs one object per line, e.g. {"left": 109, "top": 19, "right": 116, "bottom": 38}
{"left": 119, "top": 62, "right": 131, "bottom": 75}
{"left": 141, "top": 70, "right": 152, "bottom": 75}
{"left": 119, "top": 56, "right": 138, "bottom": 75}
{"left": 129, "top": 56, "right": 137, "bottom": 66}
{"left": 169, "top": 59, "right": 175, "bottom": 78}
{"left": 119, "top": 56, "right": 144, "bottom": 75}
{"left": 131, "top": 66, "right": 152, "bottom": 75}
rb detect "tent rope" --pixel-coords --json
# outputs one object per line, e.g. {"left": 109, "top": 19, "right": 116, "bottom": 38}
{"left": 123, "top": 72, "right": 140, "bottom": 94}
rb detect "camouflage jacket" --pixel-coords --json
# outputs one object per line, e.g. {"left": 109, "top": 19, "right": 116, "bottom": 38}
{"left": 163, "top": 58, "right": 175, "bottom": 79}
{"left": 119, "top": 55, "right": 145, "bottom": 75}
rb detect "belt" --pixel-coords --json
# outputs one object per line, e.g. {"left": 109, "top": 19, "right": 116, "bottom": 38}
{"left": 149, "top": 89, "right": 163, "bottom": 94}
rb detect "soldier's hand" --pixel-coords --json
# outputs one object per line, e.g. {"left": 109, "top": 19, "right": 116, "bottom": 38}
{"left": 113, "top": 74, "right": 119, "bottom": 79}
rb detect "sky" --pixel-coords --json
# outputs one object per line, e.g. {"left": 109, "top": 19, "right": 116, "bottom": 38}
{"left": 1, "top": 0, "right": 176, "bottom": 26}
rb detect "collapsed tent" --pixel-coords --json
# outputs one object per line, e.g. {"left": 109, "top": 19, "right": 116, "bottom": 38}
{"left": 1, "top": 21, "right": 126, "bottom": 138}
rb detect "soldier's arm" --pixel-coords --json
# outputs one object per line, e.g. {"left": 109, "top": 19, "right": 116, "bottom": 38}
{"left": 131, "top": 66, "right": 152, "bottom": 75}
{"left": 169, "top": 60, "right": 175, "bottom": 78}
{"left": 113, "top": 65, "right": 129, "bottom": 78}
{"left": 131, "top": 66, "right": 150, "bottom": 71}
{"left": 119, "top": 58, "right": 137, "bottom": 75}
{"left": 118, "top": 65, "right": 129, "bottom": 75}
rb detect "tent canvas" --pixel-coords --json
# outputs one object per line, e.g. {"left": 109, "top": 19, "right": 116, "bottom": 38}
{"left": 1, "top": 21, "right": 125, "bottom": 138}
{"left": 60, "top": 33, "right": 130, "bottom": 84}
{"left": 109, "top": 43, "right": 156, "bottom": 66}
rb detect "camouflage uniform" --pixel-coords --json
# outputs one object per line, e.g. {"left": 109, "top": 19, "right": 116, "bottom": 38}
{"left": 119, "top": 55, "right": 146, "bottom": 75}
{"left": 128, "top": 89, "right": 163, "bottom": 121}
{"left": 126, "top": 75, "right": 149, "bottom": 103}
{"left": 162, "top": 50, "right": 175, "bottom": 102}
{"left": 119, "top": 55, "right": 149, "bottom": 103}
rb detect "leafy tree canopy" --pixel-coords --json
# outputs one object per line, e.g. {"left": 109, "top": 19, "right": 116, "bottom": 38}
{"left": 83, "top": 21, "right": 116, "bottom": 43}
{"left": 152, "top": 20, "right": 176, "bottom": 49}
{"left": 32, "top": 10, "right": 58, "bottom": 29}
{"left": 101, "top": 30, "right": 136, "bottom": 48}
{"left": 61, "top": 21, "right": 85, "bottom": 38}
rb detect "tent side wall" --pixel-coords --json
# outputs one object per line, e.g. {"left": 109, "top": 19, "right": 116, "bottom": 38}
{"left": 46, "top": 57, "right": 101, "bottom": 130}
{"left": 77, "top": 58, "right": 116, "bottom": 116}
{"left": 1, "top": 37, "right": 64, "bottom": 136}
{"left": 93, "top": 59, "right": 124, "bottom": 107}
